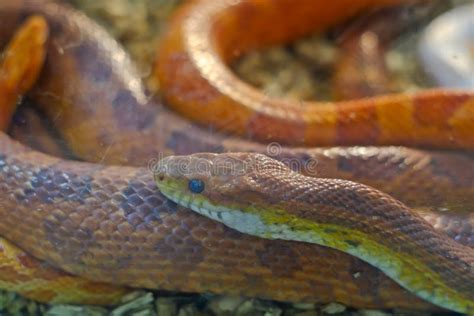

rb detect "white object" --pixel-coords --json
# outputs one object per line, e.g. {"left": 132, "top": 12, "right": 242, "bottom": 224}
{"left": 418, "top": 4, "right": 474, "bottom": 89}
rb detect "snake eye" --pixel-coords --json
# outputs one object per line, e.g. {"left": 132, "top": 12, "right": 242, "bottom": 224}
{"left": 188, "top": 179, "right": 205, "bottom": 193}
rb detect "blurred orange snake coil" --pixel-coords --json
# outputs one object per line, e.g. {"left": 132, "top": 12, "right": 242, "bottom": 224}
{"left": 0, "top": 0, "right": 473, "bottom": 313}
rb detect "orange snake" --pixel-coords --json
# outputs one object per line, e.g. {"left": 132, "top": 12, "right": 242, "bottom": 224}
{"left": 0, "top": 0, "right": 473, "bottom": 312}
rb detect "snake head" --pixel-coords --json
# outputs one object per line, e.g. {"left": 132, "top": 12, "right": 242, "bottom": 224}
{"left": 154, "top": 152, "right": 295, "bottom": 236}
{"left": 154, "top": 152, "right": 291, "bottom": 213}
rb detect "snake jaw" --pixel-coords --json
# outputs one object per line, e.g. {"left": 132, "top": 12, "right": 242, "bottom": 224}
{"left": 154, "top": 153, "right": 276, "bottom": 235}
{"left": 157, "top": 178, "right": 273, "bottom": 238}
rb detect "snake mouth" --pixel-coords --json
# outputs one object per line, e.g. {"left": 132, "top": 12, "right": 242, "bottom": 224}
{"left": 157, "top": 179, "right": 218, "bottom": 217}
{"left": 155, "top": 175, "right": 210, "bottom": 212}
{"left": 155, "top": 179, "right": 189, "bottom": 205}
{"left": 156, "top": 177, "right": 269, "bottom": 236}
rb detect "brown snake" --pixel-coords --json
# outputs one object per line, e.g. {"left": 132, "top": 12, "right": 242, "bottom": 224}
{"left": 0, "top": 0, "right": 473, "bottom": 312}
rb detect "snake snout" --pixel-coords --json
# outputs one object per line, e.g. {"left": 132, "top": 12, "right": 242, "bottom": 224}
{"left": 153, "top": 156, "right": 172, "bottom": 183}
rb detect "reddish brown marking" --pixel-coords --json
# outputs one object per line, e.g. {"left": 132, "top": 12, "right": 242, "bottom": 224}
{"left": 213, "top": 1, "right": 261, "bottom": 59}
{"left": 0, "top": 266, "right": 30, "bottom": 283}
{"left": 247, "top": 112, "right": 306, "bottom": 144}
{"left": 162, "top": 53, "right": 221, "bottom": 104}
{"left": 336, "top": 101, "right": 380, "bottom": 145}
{"left": 348, "top": 256, "right": 387, "bottom": 302}
{"left": 430, "top": 152, "right": 474, "bottom": 187}
{"left": 256, "top": 243, "right": 302, "bottom": 278}
{"left": 80, "top": 281, "right": 128, "bottom": 294}
{"left": 413, "top": 94, "right": 469, "bottom": 128}
{"left": 16, "top": 253, "right": 40, "bottom": 269}
{"left": 22, "top": 289, "right": 57, "bottom": 303}
{"left": 154, "top": 233, "right": 206, "bottom": 265}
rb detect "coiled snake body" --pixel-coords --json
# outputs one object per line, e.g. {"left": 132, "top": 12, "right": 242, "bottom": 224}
{"left": 0, "top": 0, "right": 473, "bottom": 313}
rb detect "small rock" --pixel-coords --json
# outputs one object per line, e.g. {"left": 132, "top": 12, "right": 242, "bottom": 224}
{"left": 294, "top": 35, "right": 339, "bottom": 68}
{"left": 293, "top": 310, "right": 320, "bottom": 316}
{"left": 177, "top": 304, "right": 198, "bottom": 316}
{"left": 155, "top": 297, "right": 178, "bottom": 316}
{"left": 111, "top": 292, "right": 155, "bottom": 316}
{"left": 234, "top": 299, "right": 282, "bottom": 316}
{"left": 206, "top": 296, "right": 246, "bottom": 315}
{"left": 292, "top": 302, "right": 317, "bottom": 311}
{"left": 355, "top": 310, "right": 391, "bottom": 316}
{"left": 321, "top": 303, "right": 346, "bottom": 314}
{"left": 392, "top": 310, "right": 431, "bottom": 316}
{"left": 44, "top": 305, "right": 108, "bottom": 316}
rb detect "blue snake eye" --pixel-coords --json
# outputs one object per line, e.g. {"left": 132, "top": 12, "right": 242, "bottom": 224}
{"left": 188, "top": 179, "right": 205, "bottom": 193}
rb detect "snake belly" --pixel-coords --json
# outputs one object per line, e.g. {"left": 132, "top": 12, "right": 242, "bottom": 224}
{"left": 0, "top": 0, "right": 473, "bottom": 312}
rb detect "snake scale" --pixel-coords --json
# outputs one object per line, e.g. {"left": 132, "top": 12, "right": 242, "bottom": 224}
{"left": 0, "top": 0, "right": 473, "bottom": 312}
